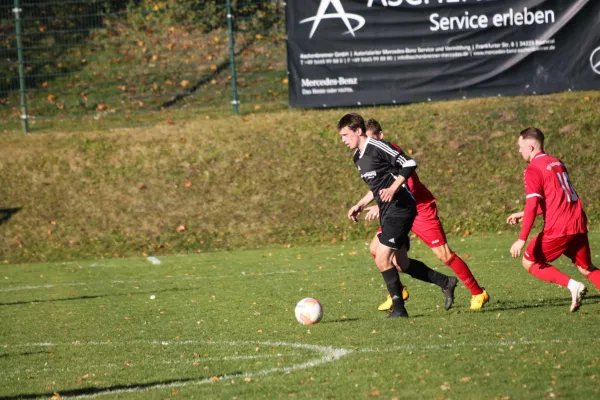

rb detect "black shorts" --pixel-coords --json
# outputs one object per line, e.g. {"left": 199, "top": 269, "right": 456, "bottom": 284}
{"left": 378, "top": 215, "right": 415, "bottom": 251}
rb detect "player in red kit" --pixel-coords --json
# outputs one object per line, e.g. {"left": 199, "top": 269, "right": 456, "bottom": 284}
{"left": 364, "top": 119, "right": 489, "bottom": 311}
{"left": 507, "top": 127, "right": 600, "bottom": 312}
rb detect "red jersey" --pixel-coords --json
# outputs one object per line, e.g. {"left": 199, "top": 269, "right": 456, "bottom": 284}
{"left": 519, "top": 153, "right": 587, "bottom": 241}
{"left": 390, "top": 142, "right": 436, "bottom": 206}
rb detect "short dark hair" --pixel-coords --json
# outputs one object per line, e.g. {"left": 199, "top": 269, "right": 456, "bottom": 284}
{"left": 337, "top": 113, "right": 366, "bottom": 133}
{"left": 365, "top": 118, "right": 382, "bottom": 134}
{"left": 519, "top": 127, "right": 545, "bottom": 146}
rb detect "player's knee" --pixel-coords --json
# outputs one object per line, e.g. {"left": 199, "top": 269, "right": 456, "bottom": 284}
{"left": 521, "top": 258, "right": 534, "bottom": 271}
{"left": 576, "top": 264, "right": 595, "bottom": 276}
{"left": 432, "top": 244, "right": 452, "bottom": 263}
{"left": 369, "top": 242, "right": 378, "bottom": 258}
{"left": 375, "top": 258, "right": 392, "bottom": 272}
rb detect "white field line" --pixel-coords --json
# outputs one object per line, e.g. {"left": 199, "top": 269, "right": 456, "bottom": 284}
{"left": 1, "top": 353, "right": 300, "bottom": 377}
{"left": 0, "top": 270, "right": 298, "bottom": 293}
{"left": 358, "top": 336, "right": 598, "bottom": 353}
{"left": 1, "top": 341, "right": 352, "bottom": 399}
{"left": 2, "top": 337, "right": 596, "bottom": 398}
{"left": 0, "top": 282, "right": 89, "bottom": 292}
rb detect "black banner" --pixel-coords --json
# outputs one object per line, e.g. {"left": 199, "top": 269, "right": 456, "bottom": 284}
{"left": 285, "top": 0, "right": 600, "bottom": 108}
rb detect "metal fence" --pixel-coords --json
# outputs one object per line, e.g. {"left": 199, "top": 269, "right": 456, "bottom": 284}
{"left": 0, "top": 0, "right": 286, "bottom": 133}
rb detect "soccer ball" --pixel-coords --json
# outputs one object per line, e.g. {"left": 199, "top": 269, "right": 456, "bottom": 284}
{"left": 295, "top": 298, "right": 323, "bottom": 325}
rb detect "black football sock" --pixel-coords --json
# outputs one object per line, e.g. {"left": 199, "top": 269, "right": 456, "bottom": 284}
{"left": 381, "top": 268, "right": 404, "bottom": 304}
{"left": 404, "top": 259, "right": 450, "bottom": 288}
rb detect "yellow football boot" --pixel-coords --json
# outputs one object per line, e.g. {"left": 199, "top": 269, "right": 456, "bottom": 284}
{"left": 378, "top": 287, "right": 409, "bottom": 311}
{"left": 470, "top": 289, "right": 490, "bottom": 310}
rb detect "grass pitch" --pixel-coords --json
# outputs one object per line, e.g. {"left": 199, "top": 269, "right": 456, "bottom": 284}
{"left": 1, "top": 233, "right": 600, "bottom": 399}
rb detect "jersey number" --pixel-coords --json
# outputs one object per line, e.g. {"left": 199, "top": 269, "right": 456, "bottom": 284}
{"left": 556, "top": 172, "right": 578, "bottom": 202}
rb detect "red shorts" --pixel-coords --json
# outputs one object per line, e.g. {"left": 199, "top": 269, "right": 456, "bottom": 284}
{"left": 524, "top": 232, "right": 592, "bottom": 268}
{"left": 376, "top": 200, "right": 447, "bottom": 248}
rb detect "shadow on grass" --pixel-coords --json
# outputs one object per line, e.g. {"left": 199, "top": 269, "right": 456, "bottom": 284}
{"left": 0, "top": 350, "right": 48, "bottom": 359}
{"left": 0, "top": 285, "right": 208, "bottom": 307}
{"left": 158, "top": 40, "right": 253, "bottom": 109}
{"left": 0, "top": 208, "right": 20, "bottom": 226}
{"left": 0, "top": 373, "right": 240, "bottom": 400}
{"left": 0, "top": 295, "right": 102, "bottom": 307}
{"left": 474, "top": 294, "right": 600, "bottom": 312}
{"left": 323, "top": 318, "right": 359, "bottom": 324}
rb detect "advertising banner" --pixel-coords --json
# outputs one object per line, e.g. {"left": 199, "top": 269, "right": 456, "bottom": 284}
{"left": 285, "top": 0, "right": 600, "bottom": 108}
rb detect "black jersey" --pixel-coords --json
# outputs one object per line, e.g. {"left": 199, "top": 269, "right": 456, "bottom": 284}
{"left": 353, "top": 138, "right": 417, "bottom": 219}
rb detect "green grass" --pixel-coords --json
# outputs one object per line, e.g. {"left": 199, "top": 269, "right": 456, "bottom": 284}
{"left": 2, "top": 233, "right": 600, "bottom": 399}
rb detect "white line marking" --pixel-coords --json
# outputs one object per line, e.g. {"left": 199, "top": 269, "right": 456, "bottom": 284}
{"left": 359, "top": 337, "right": 597, "bottom": 353}
{"left": 1, "top": 353, "right": 300, "bottom": 377}
{"left": 1, "top": 341, "right": 352, "bottom": 399}
{"left": 146, "top": 256, "right": 161, "bottom": 265}
{"left": 0, "top": 270, "right": 298, "bottom": 293}
{"left": 0, "top": 282, "right": 88, "bottom": 292}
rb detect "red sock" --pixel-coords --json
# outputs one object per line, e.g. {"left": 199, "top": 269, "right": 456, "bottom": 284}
{"left": 444, "top": 253, "right": 483, "bottom": 295}
{"left": 528, "top": 263, "right": 570, "bottom": 287}
{"left": 583, "top": 269, "right": 600, "bottom": 289}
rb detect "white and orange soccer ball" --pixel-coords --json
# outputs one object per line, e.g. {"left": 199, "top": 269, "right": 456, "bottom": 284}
{"left": 294, "top": 298, "right": 323, "bottom": 325}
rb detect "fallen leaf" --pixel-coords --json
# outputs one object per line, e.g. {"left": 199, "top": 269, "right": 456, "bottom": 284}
{"left": 184, "top": 180, "right": 192, "bottom": 188}
{"left": 176, "top": 224, "right": 186, "bottom": 233}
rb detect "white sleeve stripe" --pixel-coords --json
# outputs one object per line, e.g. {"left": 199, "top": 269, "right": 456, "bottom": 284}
{"left": 526, "top": 193, "right": 543, "bottom": 199}
{"left": 402, "top": 159, "right": 417, "bottom": 167}
{"left": 369, "top": 139, "right": 400, "bottom": 158}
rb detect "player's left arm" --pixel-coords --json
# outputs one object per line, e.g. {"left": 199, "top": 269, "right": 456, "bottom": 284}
{"left": 379, "top": 147, "right": 417, "bottom": 202}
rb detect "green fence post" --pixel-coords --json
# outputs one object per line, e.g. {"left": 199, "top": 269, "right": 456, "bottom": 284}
{"left": 226, "top": 0, "right": 239, "bottom": 116}
{"left": 13, "top": 0, "right": 29, "bottom": 134}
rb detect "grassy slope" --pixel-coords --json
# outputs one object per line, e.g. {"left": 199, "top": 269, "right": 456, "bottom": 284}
{"left": 1, "top": 90, "right": 599, "bottom": 262}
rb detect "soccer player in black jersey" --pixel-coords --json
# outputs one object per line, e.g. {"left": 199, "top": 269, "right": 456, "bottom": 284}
{"left": 337, "top": 113, "right": 456, "bottom": 318}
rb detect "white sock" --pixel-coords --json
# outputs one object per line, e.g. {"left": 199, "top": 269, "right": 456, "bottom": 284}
{"left": 567, "top": 279, "right": 581, "bottom": 292}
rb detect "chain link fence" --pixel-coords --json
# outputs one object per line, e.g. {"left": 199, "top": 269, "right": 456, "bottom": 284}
{"left": 1, "top": 0, "right": 286, "bottom": 133}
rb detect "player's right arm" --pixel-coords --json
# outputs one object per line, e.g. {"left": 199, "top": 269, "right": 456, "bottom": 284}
{"left": 508, "top": 167, "right": 543, "bottom": 258}
{"left": 518, "top": 167, "right": 544, "bottom": 242}
{"left": 348, "top": 191, "right": 374, "bottom": 222}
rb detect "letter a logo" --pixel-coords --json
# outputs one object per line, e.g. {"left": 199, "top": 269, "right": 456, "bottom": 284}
{"left": 300, "top": 0, "right": 365, "bottom": 39}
